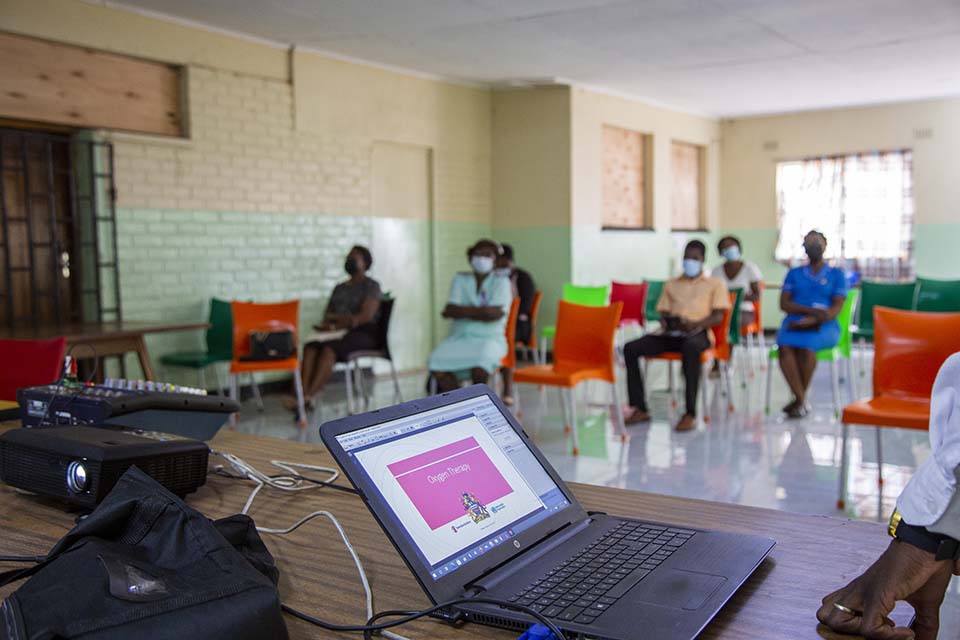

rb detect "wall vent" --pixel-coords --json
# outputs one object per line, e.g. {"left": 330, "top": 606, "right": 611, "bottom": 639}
{"left": 914, "top": 127, "right": 934, "bottom": 139}
{"left": 762, "top": 140, "right": 779, "bottom": 152}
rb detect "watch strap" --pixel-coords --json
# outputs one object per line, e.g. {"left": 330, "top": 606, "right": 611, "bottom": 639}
{"left": 894, "top": 519, "right": 960, "bottom": 560}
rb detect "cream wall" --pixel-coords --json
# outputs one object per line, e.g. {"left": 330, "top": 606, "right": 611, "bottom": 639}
{"left": 570, "top": 88, "right": 721, "bottom": 285}
{"left": 721, "top": 96, "right": 960, "bottom": 326}
{"left": 491, "top": 86, "right": 572, "bottom": 330}
{"left": 3, "top": 0, "right": 495, "bottom": 379}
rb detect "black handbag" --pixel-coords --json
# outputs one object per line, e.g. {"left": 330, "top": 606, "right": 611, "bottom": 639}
{"left": 0, "top": 467, "right": 288, "bottom": 640}
{"left": 243, "top": 329, "right": 296, "bottom": 361}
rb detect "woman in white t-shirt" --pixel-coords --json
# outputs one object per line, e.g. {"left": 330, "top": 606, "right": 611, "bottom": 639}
{"left": 710, "top": 235, "right": 763, "bottom": 326}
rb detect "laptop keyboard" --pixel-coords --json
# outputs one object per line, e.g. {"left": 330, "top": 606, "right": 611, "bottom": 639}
{"left": 504, "top": 521, "right": 696, "bottom": 626}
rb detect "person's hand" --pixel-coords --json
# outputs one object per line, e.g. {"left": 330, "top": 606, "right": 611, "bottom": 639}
{"left": 788, "top": 315, "right": 820, "bottom": 331}
{"left": 679, "top": 319, "right": 700, "bottom": 333}
{"left": 810, "top": 307, "right": 830, "bottom": 322}
{"left": 479, "top": 307, "right": 504, "bottom": 321}
{"left": 817, "top": 540, "right": 953, "bottom": 639}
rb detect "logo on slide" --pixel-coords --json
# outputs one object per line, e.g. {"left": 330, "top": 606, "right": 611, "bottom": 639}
{"left": 461, "top": 491, "right": 490, "bottom": 523}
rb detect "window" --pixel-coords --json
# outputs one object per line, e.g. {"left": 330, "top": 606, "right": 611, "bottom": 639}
{"left": 670, "top": 141, "right": 704, "bottom": 230}
{"left": 602, "top": 125, "right": 651, "bottom": 229}
{"left": 775, "top": 150, "right": 914, "bottom": 279}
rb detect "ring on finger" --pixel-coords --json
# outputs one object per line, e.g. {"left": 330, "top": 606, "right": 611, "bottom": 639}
{"left": 833, "top": 603, "right": 862, "bottom": 616}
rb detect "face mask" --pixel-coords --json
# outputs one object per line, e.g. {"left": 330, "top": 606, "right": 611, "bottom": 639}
{"left": 804, "top": 244, "right": 824, "bottom": 262}
{"left": 471, "top": 255, "right": 495, "bottom": 275}
{"left": 682, "top": 259, "right": 703, "bottom": 278}
{"left": 722, "top": 246, "right": 741, "bottom": 262}
{"left": 344, "top": 258, "right": 360, "bottom": 275}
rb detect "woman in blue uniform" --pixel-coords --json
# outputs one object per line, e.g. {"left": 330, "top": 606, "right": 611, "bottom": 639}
{"left": 428, "top": 239, "right": 512, "bottom": 393}
{"left": 777, "top": 230, "right": 848, "bottom": 418}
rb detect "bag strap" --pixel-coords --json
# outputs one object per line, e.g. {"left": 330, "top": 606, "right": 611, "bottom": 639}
{"left": 0, "top": 561, "right": 46, "bottom": 589}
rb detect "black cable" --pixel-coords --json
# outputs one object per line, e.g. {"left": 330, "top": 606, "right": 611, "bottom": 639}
{"left": 0, "top": 555, "right": 44, "bottom": 563}
{"left": 37, "top": 343, "right": 98, "bottom": 428}
{"left": 282, "top": 596, "right": 566, "bottom": 639}
{"left": 362, "top": 609, "right": 421, "bottom": 640}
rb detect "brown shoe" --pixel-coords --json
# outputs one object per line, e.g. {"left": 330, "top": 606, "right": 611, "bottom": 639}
{"left": 674, "top": 414, "right": 697, "bottom": 432}
{"left": 624, "top": 409, "right": 652, "bottom": 425}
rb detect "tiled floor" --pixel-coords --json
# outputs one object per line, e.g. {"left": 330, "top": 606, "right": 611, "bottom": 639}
{"left": 232, "top": 346, "right": 958, "bottom": 634}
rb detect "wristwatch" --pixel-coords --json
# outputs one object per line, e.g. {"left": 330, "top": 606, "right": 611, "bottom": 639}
{"left": 888, "top": 508, "right": 960, "bottom": 561}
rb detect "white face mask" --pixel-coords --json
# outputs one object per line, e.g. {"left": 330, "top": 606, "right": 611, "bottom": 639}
{"left": 471, "top": 255, "right": 495, "bottom": 275}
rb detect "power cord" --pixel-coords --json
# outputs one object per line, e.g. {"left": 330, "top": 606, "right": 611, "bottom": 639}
{"left": 282, "top": 596, "right": 566, "bottom": 639}
{"left": 0, "top": 556, "right": 44, "bottom": 563}
{"left": 210, "top": 452, "right": 411, "bottom": 640}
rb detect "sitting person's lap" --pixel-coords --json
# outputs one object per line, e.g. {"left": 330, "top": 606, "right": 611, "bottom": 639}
{"left": 776, "top": 318, "right": 840, "bottom": 353}
{"left": 306, "top": 328, "right": 378, "bottom": 362}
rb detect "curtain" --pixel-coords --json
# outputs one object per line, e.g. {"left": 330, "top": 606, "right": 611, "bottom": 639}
{"left": 775, "top": 150, "right": 914, "bottom": 280}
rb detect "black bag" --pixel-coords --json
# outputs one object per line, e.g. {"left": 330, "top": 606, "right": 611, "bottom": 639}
{"left": 0, "top": 467, "right": 288, "bottom": 640}
{"left": 242, "top": 330, "right": 296, "bottom": 361}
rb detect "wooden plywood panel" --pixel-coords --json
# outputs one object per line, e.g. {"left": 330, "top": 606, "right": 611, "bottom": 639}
{"left": 671, "top": 141, "right": 704, "bottom": 230}
{"left": 602, "top": 124, "right": 649, "bottom": 229}
{"left": 0, "top": 32, "right": 182, "bottom": 136}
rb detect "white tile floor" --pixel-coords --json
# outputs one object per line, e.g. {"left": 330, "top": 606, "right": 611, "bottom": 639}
{"left": 231, "top": 345, "right": 958, "bottom": 634}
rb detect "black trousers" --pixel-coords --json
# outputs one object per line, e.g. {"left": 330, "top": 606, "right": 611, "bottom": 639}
{"left": 623, "top": 330, "right": 711, "bottom": 416}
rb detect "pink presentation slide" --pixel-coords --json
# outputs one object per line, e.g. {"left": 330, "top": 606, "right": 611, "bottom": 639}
{"left": 387, "top": 436, "right": 514, "bottom": 530}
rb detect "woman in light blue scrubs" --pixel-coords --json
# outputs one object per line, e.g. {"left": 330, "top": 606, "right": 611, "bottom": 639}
{"left": 776, "top": 230, "right": 848, "bottom": 418}
{"left": 428, "top": 239, "right": 512, "bottom": 393}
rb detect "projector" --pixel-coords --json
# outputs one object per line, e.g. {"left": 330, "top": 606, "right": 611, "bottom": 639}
{"left": 0, "top": 426, "right": 209, "bottom": 509}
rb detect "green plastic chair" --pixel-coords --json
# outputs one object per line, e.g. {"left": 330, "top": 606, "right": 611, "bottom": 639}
{"left": 643, "top": 280, "right": 666, "bottom": 324}
{"left": 728, "top": 288, "right": 745, "bottom": 347}
{"left": 159, "top": 298, "right": 233, "bottom": 390}
{"left": 851, "top": 281, "right": 916, "bottom": 342}
{"left": 914, "top": 277, "right": 960, "bottom": 313}
{"left": 539, "top": 284, "right": 609, "bottom": 362}
{"left": 764, "top": 289, "right": 859, "bottom": 418}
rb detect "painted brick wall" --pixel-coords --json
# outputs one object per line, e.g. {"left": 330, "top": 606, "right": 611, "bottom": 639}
{"left": 106, "top": 65, "right": 493, "bottom": 384}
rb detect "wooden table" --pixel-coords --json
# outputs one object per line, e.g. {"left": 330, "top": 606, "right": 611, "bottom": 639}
{"left": 0, "top": 321, "right": 209, "bottom": 381}
{"left": 0, "top": 424, "right": 924, "bottom": 639}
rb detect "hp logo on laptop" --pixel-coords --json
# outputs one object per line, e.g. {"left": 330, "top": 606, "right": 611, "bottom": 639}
{"left": 513, "top": 540, "right": 521, "bottom": 549}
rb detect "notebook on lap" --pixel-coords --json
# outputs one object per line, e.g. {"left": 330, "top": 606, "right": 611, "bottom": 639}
{"left": 320, "top": 385, "right": 774, "bottom": 640}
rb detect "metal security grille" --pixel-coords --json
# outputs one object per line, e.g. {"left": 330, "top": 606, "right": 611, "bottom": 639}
{"left": 0, "top": 129, "right": 121, "bottom": 328}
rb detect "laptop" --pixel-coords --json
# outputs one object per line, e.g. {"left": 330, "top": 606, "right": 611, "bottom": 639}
{"left": 320, "top": 385, "right": 774, "bottom": 640}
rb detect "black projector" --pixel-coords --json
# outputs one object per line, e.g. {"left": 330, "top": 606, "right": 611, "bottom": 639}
{"left": 0, "top": 426, "right": 209, "bottom": 509}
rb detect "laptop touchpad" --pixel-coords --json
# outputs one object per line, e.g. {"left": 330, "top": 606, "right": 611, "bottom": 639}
{"left": 632, "top": 570, "right": 727, "bottom": 611}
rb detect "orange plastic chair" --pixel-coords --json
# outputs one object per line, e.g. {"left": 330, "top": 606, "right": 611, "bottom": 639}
{"left": 229, "top": 300, "right": 307, "bottom": 428}
{"left": 646, "top": 292, "right": 736, "bottom": 421}
{"left": 513, "top": 300, "right": 623, "bottom": 455}
{"left": 501, "top": 297, "right": 521, "bottom": 371}
{"left": 837, "top": 307, "right": 960, "bottom": 510}
{"left": 518, "top": 291, "right": 544, "bottom": 363}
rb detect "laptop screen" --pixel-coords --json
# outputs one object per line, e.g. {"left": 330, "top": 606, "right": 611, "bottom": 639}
{"left": 336, "top": 395, "right": 570, "bottom": 580}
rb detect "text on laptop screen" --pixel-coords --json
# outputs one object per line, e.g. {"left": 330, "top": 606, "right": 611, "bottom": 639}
{"left": 336, "top": 395, "right": 569, "bottom": 580}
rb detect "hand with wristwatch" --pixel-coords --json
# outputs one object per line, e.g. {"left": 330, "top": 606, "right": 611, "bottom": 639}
{"left": 816, "top": 508, "right": 960, "bottom": 639}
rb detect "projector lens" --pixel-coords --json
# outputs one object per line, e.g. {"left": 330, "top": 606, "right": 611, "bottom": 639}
{"left": 66, "top": 461, "right": 88, "bottom": 493}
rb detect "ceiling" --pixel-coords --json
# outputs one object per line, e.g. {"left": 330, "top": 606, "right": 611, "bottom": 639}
{"left": 107, "top": 0, "right": 960, "bottom": 117}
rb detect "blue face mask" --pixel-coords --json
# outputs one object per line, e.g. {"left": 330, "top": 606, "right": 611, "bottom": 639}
{"left": 682, "top": 259, "right": 703, "bottom": 278}
{"left": 722, "top": 246, "right": 741, "bottom": 262}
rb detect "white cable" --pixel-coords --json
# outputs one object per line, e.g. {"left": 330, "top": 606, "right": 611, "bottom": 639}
{"left": 211, "top": 452, "right": 411, "bottom": 640}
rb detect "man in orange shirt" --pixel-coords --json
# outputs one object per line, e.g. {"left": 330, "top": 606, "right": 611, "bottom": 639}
{"left": 623, "top": 240, "right": 730, "bottom": 432}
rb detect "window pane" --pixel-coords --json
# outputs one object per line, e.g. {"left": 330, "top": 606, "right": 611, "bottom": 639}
{"left": 602, "top": 125, "right": 649, "bottom": 228}
{"left": 671, "top": 141, "right": 703, "bottom": 230}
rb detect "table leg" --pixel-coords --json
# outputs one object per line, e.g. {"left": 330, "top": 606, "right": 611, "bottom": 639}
{"left": 135, "top": 335, "right": 156, "bottom": 381}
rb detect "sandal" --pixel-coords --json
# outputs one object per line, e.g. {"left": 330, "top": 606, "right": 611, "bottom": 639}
{"left": 502, "top": 395, "right": 515, "bottom": 407}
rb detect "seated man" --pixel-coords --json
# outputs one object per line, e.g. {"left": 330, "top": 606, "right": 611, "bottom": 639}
{"left": 428, "top": 239, "right": 512, "bottom": 392}
{"left": 623, "top": 240, "right": 730, "bottom": 432}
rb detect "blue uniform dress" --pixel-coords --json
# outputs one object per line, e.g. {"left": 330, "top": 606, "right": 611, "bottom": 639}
{"left": 428, "top": 272, "right": 512, "bottom": 375}
{"left": 776, "top": 264, "right": 849, "bottom": 352}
